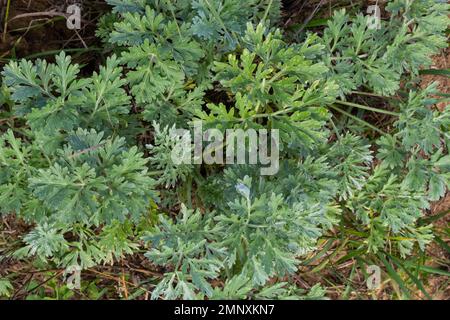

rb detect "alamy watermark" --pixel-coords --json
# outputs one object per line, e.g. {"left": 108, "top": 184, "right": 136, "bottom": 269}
{"left": 64, "top": 264, "right": 81, "bottom": 290}
{"left": 367, "top": 4, "right": 382, "bottom": 30}
{"left": 168, "top": 121, "right": 280, "bottom": 176}
{"left": 66, "top": 3, "right": 82, "bottom": 30}
{"left": 366, "top": 265, "right": 381, "bottom": 290}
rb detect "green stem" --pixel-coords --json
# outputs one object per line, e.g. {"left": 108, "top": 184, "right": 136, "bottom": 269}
{"left": 262, "top": 0, "right": 274, "bottom": 22}
{"left": 330, "top": 105, "right": 386, "bottom": 135}
{"left": 148, "top": 170, "right": 165, "bottom": 176}
{"left": 204, "top": 0, "right": 238, "bottom": 43}
{"left": 2, "top": 0, "right": 11, "bottom": 42}
{"left": 185, "top": 176, "right": 193, "bottom": 209}
{"left": 335, "top": 99, "right": 400, "bottom": 117}
{"left": 351, "top": 91, "right": 398, "bottom": 100}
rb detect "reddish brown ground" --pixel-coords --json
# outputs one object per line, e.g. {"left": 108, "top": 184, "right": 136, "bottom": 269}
{"left": 420, "top": 48, "right": 450, "bottom": 112}
{"left": 419, "top": 47, "right": 449, "bottom": 299}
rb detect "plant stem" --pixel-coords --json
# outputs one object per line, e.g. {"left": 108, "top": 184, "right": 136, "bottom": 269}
{"left": 335, "top": 99, "right": 400, "bottom": 117}
{"left": 330, "top": 105, "right": 386, "bottom": 135}
{"left": 2, "top": 0, "right": 11, "bottom": 42}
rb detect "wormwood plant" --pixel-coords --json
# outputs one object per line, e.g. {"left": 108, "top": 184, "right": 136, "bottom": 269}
{"left": 0, "top": 0, "right": 449, "bottom": 299}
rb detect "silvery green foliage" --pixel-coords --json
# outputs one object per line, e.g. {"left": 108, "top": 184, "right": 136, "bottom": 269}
{"left": 0, "top": 126, "right": 158, "bottom": 225}
{"left": 0, "top": 278, "right": 13, "bottom": 298}
{"left": 143, "top": 204, "right": 226, "bottom": 299}
{"left": 215, "top": 176, "right": 339, "bottom": 285}
{"left": 147, "top": 123, "right": 195, "bottom": 188}
{"left": 2, "top": 53, "right": 88, "bottom": 133}
{"left": 0, "top": 127, "right": 158, "bottom": 269}
{"left": 201, "top": 23, "right": 339, "bottom": 153}
{"left": 16, "top": 220, "right": 141, "bottom": 269}
{"left": 107, "top": 0, "right": 281, "bottom": 51}
{"left": 29, "top": 129, "right": 158, "bottom": 224}
{"left": 346, "top": 164, "right": 433, "bottom": 257}
{"left": 209, "top": 274, "right": 326, "bottom": 300}
{"left": 0, "top": 0, "right": 448, "bottom": 300}
{"left": 327, "top": 133, "right": 373, "bottom": 200}
{"left": 144, "top": 175, "right": 338, "bottom": 299}
{"left": 2, "top": 54, "right": 132, "bottom": 137}
{"left": 377, "top": 84, "right": 449, "bottom": 202}
{"left": 321, "top": 1, "right": 450, "bottom": 96}
{"left": 0, "top": 54, "right": 158, "bottom": 271}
